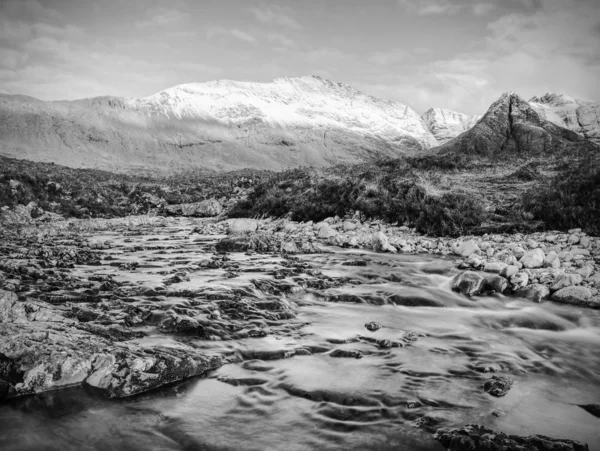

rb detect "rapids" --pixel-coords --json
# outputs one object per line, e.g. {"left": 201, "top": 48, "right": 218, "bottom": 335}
{"left": 1, "top": 222, "right": 599, "bottom": 450}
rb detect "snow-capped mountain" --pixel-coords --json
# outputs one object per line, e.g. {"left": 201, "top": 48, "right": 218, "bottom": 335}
{"left": 529, "top": 93, "right": 600, "bottom": 144}
{"left": 0, "top": 76, "right": 438, "bottom": 173}
{"left": 420, "top": 108, "right": 481, "bottom": 144}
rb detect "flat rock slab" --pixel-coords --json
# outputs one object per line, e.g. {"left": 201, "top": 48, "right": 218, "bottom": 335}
{"left": 435, "top": 424, "right": 589, "bottom": 451}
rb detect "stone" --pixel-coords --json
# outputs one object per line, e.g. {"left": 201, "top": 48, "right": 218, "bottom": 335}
{"left": 499, "top": 265, "right": 519, "bottom": 278}
{"left": 281, "top": 241, "right": 299, "bottom": 254}
{"left": 483, "top": 262, "right": 507, "bottom": 273}
{"left": 342, "top": 221, "right": 357, "bottom": 231}
{"left": 364, "top": 321, "right": 382, "bottom": 332}
{"left": 467, "top": 254, "right": 483, "bottom": 268}
{"left": 452, "top": 240, "right": 480, "bottom": 257}
{"left": 552, "top": 286, "right": 592, "bottom": 305}
{"left": 514, "top": 284, "right": 550, "bottom": 303}
{"left": 520, "top": 248, "right": 545, "bottom": 269}
{"left": 580, "top": 236, "right": 591, "bottom": 248}
{"left": 576, "top": 266, "right": 594, "bottom": 279}
{"left": 165, "top": 199, "right": 223, "bottom": 217}
{"left": 371, "top": 232, "right": 396, "bottom": 253}
{"left": 568, "top": 234, "right": 580, "bottom": 245}
{"left": 434, "top": 424, "right": 589, "bottom": 451}
{"left": 543, "top": 252, "right": 561, "bottom": 269}
{"left": 229, "top": 219, "right": 258, "bottom": 234}
{"left": 483, "top": 375, "right": 513, "bottom": 397}
{"left": 511, "top": 246, "right": 526, "bottom": 259}
{"left": 550, "top": 273, "right": 583, "bottom": 292}
{"left": 484, "top": 275, "right": 508, "bottom": 294}
{"left": 318, "top": 225, "right": 338, "bottom": 239}
{"left": 451, "top": 271, "right": 485, "bottom": 296}
{"left": 509, "top": 272, "right": 529, "bottom": 289}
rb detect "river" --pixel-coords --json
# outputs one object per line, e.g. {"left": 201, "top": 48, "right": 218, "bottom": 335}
{"left": 1, "top": 221, "right": 599, "bottom": 450}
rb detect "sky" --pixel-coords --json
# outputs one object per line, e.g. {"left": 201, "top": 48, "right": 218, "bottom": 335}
{"left": 0, "top": 0, "right": 599, "bottom": 115}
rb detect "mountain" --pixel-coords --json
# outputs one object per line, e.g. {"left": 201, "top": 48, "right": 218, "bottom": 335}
{"left": 433, "top": 92, "right": 596, "bottom": 159}
{"left": 421, "top": 108, "right": 480, "bottom": 144}
{"left": 529, "top": 93, "right": 600, "bottom": 144}
{"left": 0, "top": 76, "right": 438, "bottom": 174}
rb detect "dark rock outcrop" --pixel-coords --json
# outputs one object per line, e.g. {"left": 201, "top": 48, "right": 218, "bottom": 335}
{"left": 435, "top": 424, "right": 589, "bottom": 451}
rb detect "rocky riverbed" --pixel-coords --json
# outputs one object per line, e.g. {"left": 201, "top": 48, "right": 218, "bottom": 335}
{"left": 1, "top": 215, "right": 599, "bottom": 450}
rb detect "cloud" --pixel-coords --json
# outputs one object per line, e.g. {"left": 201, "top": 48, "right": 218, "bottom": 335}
{"left": 248, "top": 3, "right": 302, "bottom": 30}
{"left": 207, "top": 27, "right": 256, "bottom": 44}
{"left": 266, "top": 32, "right": 295, "bottom": 48}
{"left": 368, "top": 50, "right": 412, "bottom": 66}
{"left": 397, "top": 0, "right": 497, "bottom": 16}
{"left": 135, "top": 7, "right": 189, "bottom": 28}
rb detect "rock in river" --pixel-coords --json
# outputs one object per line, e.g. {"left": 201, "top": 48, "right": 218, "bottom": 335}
{"left": 451, "top": 271, "right": 485, "bottom": 296}
{"left": 434, "top": 424, "right": 589, "bottom": 451}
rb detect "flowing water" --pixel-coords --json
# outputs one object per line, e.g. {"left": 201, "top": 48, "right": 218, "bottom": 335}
{"left": 1, "top": 221, "right": 599, "bottom": 450}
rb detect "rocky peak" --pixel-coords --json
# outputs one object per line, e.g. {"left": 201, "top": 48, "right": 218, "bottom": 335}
{"left": 434, "top": 91, "right": 592, "bottom": 158}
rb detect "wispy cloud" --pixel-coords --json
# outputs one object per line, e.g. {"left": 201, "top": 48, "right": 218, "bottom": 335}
{"left": 248, "top": 3, "right": 302, "bottom": 30}
{"left": 397, "top": 0, "right": 496, "bottom": 16}
{"left": 207, "top": 27, "right": 256, "bottom": 44}
{"left": 135, "top": 7, "right": 189, "bottom": 28}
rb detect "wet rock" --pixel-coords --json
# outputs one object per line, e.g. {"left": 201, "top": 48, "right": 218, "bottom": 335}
{"left": 330, "top": 349, "right": 363, "bottom": 359}
{"left": 552, "top": 286, "right": 592, "bottom": 305}
{"left": 514, "top": 284, "right": 550, "bottom": 303}
{"left": 483, "top": 375, "right": 513, "bottom": 397}
{"left": 483, "top": 275, "right": 508, "bottom": 294}
{"left": 451, "top": 271, "right": 485, "bottom": 296}
{"left": 364, "top": 321, "right": 382, "bottom": 332}
{"left": 434, "top": 424, "right": 589, "bottom": 451}
{"left": 520, "top": 248, "right": 545, "bottom": 269}
{"left": 85, "top": 344, "right": 222, "bottom": 398}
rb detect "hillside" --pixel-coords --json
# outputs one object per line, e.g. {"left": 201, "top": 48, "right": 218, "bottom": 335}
{"left": 421, "top": 108, "right": 480, "bottom": 144}
{"left": 0, "top": 76, "right": 437, "bottom": 174}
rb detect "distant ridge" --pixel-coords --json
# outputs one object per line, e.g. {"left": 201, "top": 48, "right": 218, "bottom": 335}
{"left": 0, "top": 76, "right": 438, "bottom": 174}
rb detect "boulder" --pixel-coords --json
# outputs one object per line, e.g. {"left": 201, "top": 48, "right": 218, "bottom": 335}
{"left": 165, "top": 199, "right": 223, "bottom": 217}
{"left": 451, "top": 271, "right": 485, "bottom": 296}
{"left": 514, "top": 284, "right": 550, "bottom": 303}
{"left": 509, "top": 272, "right": 529, "bottom": 289}
{"left": 483, "top": 262, "right": 507, "bottom": 273}
{"left": 318, "top": 225, "right": 338, "bottom": 239}
{"left": 484, "top": 275, "right": 508, "bottom": 294}
{"left": 550, "top": 273, "right": 583, "bottom": 292}
{"left": 520, "top": 248, "right": 545, "bottom": 269}
{"left": 371, "top": 232, "right": 396, "bottom": 253}
{"left": 499, "top": 265, "right": 519, "bottom": 278}
{"left": 342, "top": 221, "right": 358, "bottom": 231}
{"left": 452, "top": 240, "right": 480, "bottom": 257}
{"left": 552, "top": 286, "right": 592, "bottom": 305}
{"left": 543, "top": 252, "right": 561, "bottom": 269}
{"left": 229, "top": 219, "right": 258, "bottom": 234}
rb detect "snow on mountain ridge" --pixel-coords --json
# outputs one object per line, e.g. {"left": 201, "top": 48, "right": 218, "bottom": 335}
{"left": 529, "top": 93, "right": 600, "bottom": 144}
{"left": 136, "top": 75, "right": 438, "bottom": 148}
{"left": 421, "top": 107, "right": 481, "bottom": 144}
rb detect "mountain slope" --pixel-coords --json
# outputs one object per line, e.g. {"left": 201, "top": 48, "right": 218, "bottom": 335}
{"left": 0, "top": 76, "right": 438, "bottom": 174}
{"left": 421, "top": 108, "right": 480, "bottom": 144}
{"left": 432, "top": 92, "right": 596, "bottom": 160}
{"left": 529, "top": 93, "right": 600, "bottom": 144}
